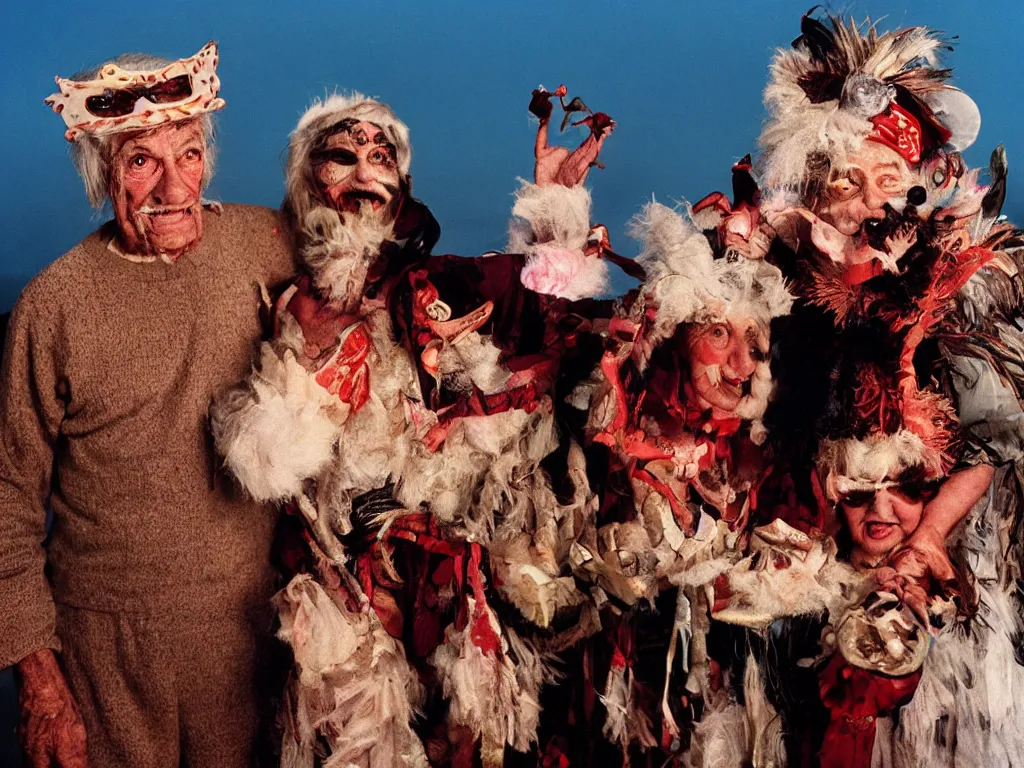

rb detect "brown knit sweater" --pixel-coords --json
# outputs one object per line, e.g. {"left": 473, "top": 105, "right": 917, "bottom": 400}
{"left": 0, "top": 204, "right": 295, "bottom": 668}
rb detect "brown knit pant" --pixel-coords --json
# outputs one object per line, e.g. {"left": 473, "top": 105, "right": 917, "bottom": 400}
{"left": 55, "top": 602, "right": 275, "bottom": 768}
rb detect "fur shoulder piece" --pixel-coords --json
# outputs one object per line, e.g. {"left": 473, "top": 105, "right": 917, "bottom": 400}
{"left": 210, "top": 342, "right": 340, "bottom": 503}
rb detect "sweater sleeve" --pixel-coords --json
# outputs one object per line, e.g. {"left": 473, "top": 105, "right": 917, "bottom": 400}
{"left": 0, "top": 284, "right": 66, "bottom": 668}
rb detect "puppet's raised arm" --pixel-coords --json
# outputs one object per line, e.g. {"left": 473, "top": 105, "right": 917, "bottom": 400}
{"left": 508, "top": 85, "right": 617, "bottom": 301}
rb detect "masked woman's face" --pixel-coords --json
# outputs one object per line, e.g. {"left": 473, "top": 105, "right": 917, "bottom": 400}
{"left": 684, "top": 316, "right": 768, "bottom": 413}
{"left": 816, "top": 141, "right": 915, "bottom": 236}
{"left": 839, "top": 483, "right": 928, "bottom": 566}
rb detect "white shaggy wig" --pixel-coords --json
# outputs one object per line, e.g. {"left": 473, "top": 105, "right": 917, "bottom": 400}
{"left": 816, "top": 429, "right": 938, "bottom": 503}
{"left": 630, "top": 202, "right": 793, "bottom": 347}
{"left": 68, "top": 53, "right": 217, "bottom": 208}
{"left": 284, "top": 92, "right": 412, "bottom": 228}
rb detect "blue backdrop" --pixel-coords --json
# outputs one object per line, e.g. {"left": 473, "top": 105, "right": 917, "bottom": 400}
{"left": 2, "top": 0, "right": 1023, "bottom": 762}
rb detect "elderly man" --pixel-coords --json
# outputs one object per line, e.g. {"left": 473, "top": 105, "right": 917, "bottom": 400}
{"left": 0, "top": 43, "right": 294, "bottom": 767}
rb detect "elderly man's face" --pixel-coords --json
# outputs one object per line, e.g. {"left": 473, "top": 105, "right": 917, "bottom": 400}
{"left": 815, "top": 141, "right": 915, "bottom": 236}
{"left": 683, "top": 316, "right": 768, "bottom": 413}
{"left": 109, "top": 119, "right": 205, "bottom": 258}
{"left": 313, "top": 120, "right": 401, "bottom": 217}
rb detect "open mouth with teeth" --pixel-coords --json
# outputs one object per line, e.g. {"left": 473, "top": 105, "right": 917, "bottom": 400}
{"left": 140, "top": 206, "right": 196, "bottom": 233}
{"left": 717, "top": 375, "right": 750, "bottom": 399}
{"left": 339, "top": 189, "right": 387, "bottom": 213}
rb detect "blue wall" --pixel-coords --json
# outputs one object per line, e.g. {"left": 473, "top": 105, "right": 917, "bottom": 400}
{"left": 2, "top": 0, "right": 1023, "bottom": 762}
{"left": 3, "top": 0, "right": 1024, "bottom": 312}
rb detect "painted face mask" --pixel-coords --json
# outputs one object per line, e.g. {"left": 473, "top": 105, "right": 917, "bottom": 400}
{"left": 684, "top": 316, "right": 769, "bottom": 415}
{"left": 816, "top": 140, "right": 918, "bottom": 237}
{"left": 312, "top": 119, "right": 402, "bottom": 218}
{"left": 46, "top": 41, "right": 224, "bottom": 142}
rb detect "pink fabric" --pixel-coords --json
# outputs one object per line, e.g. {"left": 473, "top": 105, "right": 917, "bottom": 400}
{"left": 519, "top": 245, "right": 607, "bottom": 300}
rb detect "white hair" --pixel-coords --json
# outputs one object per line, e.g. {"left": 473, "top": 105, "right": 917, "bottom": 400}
{"left": 68, "top": 52, "right": 217, "bottom": 208}
{"left": 630, "top": 201, "right": 793, "bottom": 345}
{"left": 284, "top": 92, "right": 411, "bottom": 228}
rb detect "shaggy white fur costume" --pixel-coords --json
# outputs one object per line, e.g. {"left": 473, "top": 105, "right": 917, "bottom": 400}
{"left": 211, "top": 92, "right": 622, "bottom": 765}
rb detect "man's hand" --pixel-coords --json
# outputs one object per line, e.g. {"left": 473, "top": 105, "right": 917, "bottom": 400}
{"left": 15, "top": 648, "right": 87, "bottom": 768}
{"left": 872, "top": 565, "right": 933, "bottom": 628}
{"left": 890, "top": 464, "right": 995, "bottom": 588}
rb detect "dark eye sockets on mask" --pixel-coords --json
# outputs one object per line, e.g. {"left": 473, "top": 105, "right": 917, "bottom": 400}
{"left": 839, "top": 480, "right": 942, "bottom": 508}
{"left": 312, "top": 148, "right": 358, "bottom": 166}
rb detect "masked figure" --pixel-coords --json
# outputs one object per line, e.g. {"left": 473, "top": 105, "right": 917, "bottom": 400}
{"left": 522, "top": 178, "right": 794, "bottom": 765}
{"left": 0, "top": 43, "right": 296, "bottom": 767}
{"left": 211, "top": 87, "right": 628, "bottom": 767}
{"left": 681, "top": 13, "right": 1024, "bottom": 768}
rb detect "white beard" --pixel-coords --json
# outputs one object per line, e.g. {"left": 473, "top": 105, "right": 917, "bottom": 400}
{"left": 300, "top": 204, "right": 394, "bottom": 306}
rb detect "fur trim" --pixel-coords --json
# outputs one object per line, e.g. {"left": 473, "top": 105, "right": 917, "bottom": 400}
{"left": 508, "top": 182, "right": 608, "bottom": 300}
{"left": 309, "top": 310, "right": 421, "bottom": 534}
{"left": 817, "top": 429, "right": 937, "bottom": 501}
{"left": 397, "top": 405, "right": 558, "bottom": 540}
{"left": 519, "top": 244, "right": 609, "bottom": 301}
{"left": 508, "top": 182, "right": 591, "bottom": 253}
{"left": 276, "top": 574, "right": 427, "bottom": 768}
{"left": 286, "top": 92, "right": 412, "bottom": 227}
{"left": 630, "top": 202, "right": 792, "bottom": 349}
{"left": 431, "top": 598, "right": 545, "bottom": 754}
{"left": 437, "top": 331, "right": 512, "bottom": 395}
{"left": 743, "top": 655, "right": 787, "bottom": 768}
{"left": 682, "top": 665, "right": 786, "bottom": 768}
{"left": 888, "top": 584, "right": 1024, "bottom": 767}
{"left": 599, "top": 657, "right": 657, "bottom": 753}
{"left": 299, "top": 205, "right": 394, "bottom": 301}
{"left": 683, "top": 699, "right": 750, "bottom": 768}
{"left": 712, "top": 519, "right": 866, "bottom": 629}
{"left": 733, "top": 359, "right": 774, "bottom": 427}
{"left": 210, "top": 344, "right": 340, "bottom": 503}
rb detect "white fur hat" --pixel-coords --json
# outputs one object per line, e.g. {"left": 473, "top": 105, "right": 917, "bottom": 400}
{"left": 285, "top": 92, "right": 412, "bottom": 225}
{"left": 629, "top": 202, "right": 793, "bottom": 348}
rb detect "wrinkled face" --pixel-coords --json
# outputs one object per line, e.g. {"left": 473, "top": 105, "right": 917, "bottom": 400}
{"left": 684, "top": 316, "right": 768, "bottom": 413}
{"left": 840, "top": 484, "right": 927, "bottom": 566}
{"left": 816, "top": 141, "right": 916, "bottom": 236}
{"left": 312, "top": 120, "right": 400, "bottom": 217}
{"left": 109, "top": 119, "right": 205, "bottom": 259}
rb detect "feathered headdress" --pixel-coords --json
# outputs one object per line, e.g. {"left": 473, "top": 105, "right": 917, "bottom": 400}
{"left": 759, "top": 10, "right": 981, "bottom": 190}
